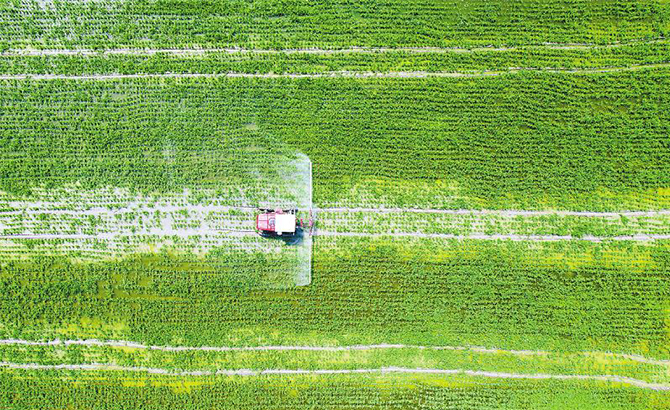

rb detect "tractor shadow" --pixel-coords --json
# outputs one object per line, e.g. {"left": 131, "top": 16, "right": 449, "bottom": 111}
{"left": 260, "top": 227, "right": 304, "bottom": 246}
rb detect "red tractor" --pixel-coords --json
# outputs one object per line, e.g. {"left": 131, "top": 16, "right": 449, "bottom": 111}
{"left": 256, "top": 208, "right": 313, "bottom": 243}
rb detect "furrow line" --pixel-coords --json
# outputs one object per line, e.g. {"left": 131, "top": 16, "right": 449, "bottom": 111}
{"left": 1, "top": 339, "right": 667, "bottom": 367}
{"left": 0, "top": 362, "right": 666, "bottom": 390}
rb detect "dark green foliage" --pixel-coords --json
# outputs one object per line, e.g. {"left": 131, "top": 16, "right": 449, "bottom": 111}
{"left": 1, "top": 70, "right": 670, "bottom": 209}
{"left": 0, "top": 0, "right": 669, "bottom": 49}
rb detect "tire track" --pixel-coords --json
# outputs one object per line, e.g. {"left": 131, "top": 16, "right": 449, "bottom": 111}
{"left": 3, "top": 205, "right": 670, "bottom": 218}
{"left": 1, "top": 339, "right": 667, "bottom": 367}
{"left": 4, "top": 232, "right": 670, "bottom": 242}
{"left": 0, "top": 362, "right": 666, "bottom": 390}
{"left": 0, "top": 63, "right": 667, "bottom": 81}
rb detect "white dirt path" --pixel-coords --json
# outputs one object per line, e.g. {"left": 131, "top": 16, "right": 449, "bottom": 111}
{"left": 1, "top": 339, "right": 667, "bottom": 367}
{"left": 0, "top": 362, "right": 666, "bottom": 390}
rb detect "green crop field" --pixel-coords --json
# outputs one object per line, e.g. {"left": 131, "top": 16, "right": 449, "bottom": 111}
{"left": 0, "top": 1, "right": 669, "bottom": 409}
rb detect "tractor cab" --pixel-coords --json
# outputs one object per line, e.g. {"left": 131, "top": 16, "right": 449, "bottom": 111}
{"left": 256, "top": 209, "right": 298, "bottom": 237}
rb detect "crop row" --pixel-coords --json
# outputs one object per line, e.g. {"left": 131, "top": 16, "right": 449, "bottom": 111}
{"left": 0, "top": 206, "right": 254, "bottom": 236}
{"left": 0, "top": 233, "right": 276, "bottom": 259}
{"left": 1, "top": 71, "right": 669, "bottom": 210}
{"left": 0, "top": 368, "right": 667, "bottom": 409}
{"left": 0, "top": 42, "right": 669, "bottom": 75}
{"left": 2, "top": 236, "right": 307, "bottom": 287}
{"left": 1, "top": 0, "right": 668, "bottom": 50}
{"left": 1, "top": 237, "right": 668, "bottom": 357}
{"left": 0, "top": 186, "right": 264, "bottom": 211}
{"left": 318, "top": 210, "right": 670, "bottom": 237}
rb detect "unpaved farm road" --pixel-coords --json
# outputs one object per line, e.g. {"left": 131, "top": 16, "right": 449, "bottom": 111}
{"left": 0, "top": 361, "right": 666, "bottom": 390}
